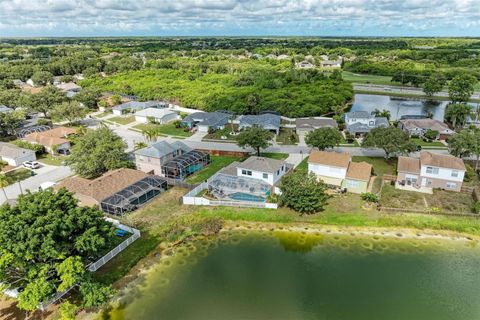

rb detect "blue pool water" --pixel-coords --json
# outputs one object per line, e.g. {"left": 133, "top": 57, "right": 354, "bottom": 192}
{"left": 229, "top": 192, "right": 266, "bottom": 202}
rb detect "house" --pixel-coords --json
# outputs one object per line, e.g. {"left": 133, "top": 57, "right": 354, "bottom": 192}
{"left": 207, "top": 156, "right": 289, "bottom": 201}
{"left": 0, "top": 105, "right": 13, "bottom": 114}
{"left": 295, "top": 117, "right": 338, "bottom": 134}
{"left": 396, "top": 152, "right": 465, "bottom": 193}
{"left": 134, "top": 108, "right": 180, "bottom": 124}
{"left": 181, "top": 111, "right": 231, "bottom": 132}
{"left": 0, "top": 142, "right": 36, "bottom": 167}
{"left": 308, "top": 150, "right": 372, "bottom": 193}
{"left": 55, "top": 82, "right": 82, "bottom": 98}
{"left": 55, "top": 168, "right": 167, "bottom": 215}
{"left": 24, "top": 126, "right": 76, "bottom": 154}
{"left": 320, "top": 60, "right": 342, "bottom": 68}
{"left": 296, "top": 61, "right": 315, "bottom": 69}
{"left": 239, "top": 113, "right": 281, "bottom": 134}
{"left": 345, "top": 111, "right": 389, "bottom": 136}
{"left": 398, "top": 118, "right": 454, "bottom": 140}
{"left": 112, "top": 101, "right": 168, "bottom": 116}
{"left": 135, "top": 141, "right": 191, "bottom": 175}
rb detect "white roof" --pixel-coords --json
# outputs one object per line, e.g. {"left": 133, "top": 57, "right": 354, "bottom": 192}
{"left": 135, "top": 108, "right": 178, "bottom": 119}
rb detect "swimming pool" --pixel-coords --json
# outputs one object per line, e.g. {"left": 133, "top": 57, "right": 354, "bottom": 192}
{"left": 229, "top": 192, "right": 266, "bottom": 202}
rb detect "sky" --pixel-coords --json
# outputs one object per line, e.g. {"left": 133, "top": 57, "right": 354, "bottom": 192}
{"left": 0, "top": 0, "right": 479, "bottom": 37}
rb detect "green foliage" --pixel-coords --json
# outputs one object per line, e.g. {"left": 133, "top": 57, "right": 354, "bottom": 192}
{"left": 79, "top": 280, "right": 115, "bottom": 308}
{"left": 59, "top": 301, "right": 79, "bottom": 320}
{"left": 36, "top": 118, "right": 51, "bottom": 126}
{"left": 110, "top": 94, "right": 122, "bottom": 106}
{"left": 448, "top": 74, "right": 477, "bottom": 103}
{"left": 236, "top": 126, "right": 274, "bottom": 156}
{"left": 423, "top": 74, "right": 446, "bottom": 97}
{"left": 31, "top": 71, "right": 53, "bottom": 86}
{"left": 362, "top": 127, "right": 416, "bottom": 159}
{"left": 11, "top": 139, "right": 45, "bottom": 154}
{"left": 51, "top": 100, "right": 88, "bottom": 124}
{"left": 361, "top": 192, "right": 379, "bottom": 203}
{"left": 27, "top": 85, "right": 67, "bottom": 117}
{"left": 279, "top": 170, "right": 328, "bottom": 214}
{"left": 372, "top": 108, "right": 391, "bottom": 120}
{"left": 305, "top": 127, "right": 342, "bottom": 150}
{"left": 445, "top": 103, "right": 472, "bottom": 128}
{"left": 0, "top": 188, "right": 114, "bottom": 310}
{"left": 0, "top": 110, "right": 25, "bottom": 136}
{"left": 74, "top": 87, "right": 102, "bottom": 109}
{"left": 472, "top": 202, "right": 480, "bottom": 214}
{"left": 66, "top": 126, "right": 132, "bottom": 178}
{"left": 423, "top": 129, "right": 439, "bottom": 140}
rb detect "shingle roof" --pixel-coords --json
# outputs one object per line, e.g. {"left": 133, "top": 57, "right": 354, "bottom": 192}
{"left": 239, "top": 114, "right": 280, "bottom": 129}
{"left": 346, "top": 162, "right": 372, "bottom": 181}
{"left": 237, "top": 156, "right": 286, "bottom": 174}
{"left": 24, "top": 127, "right": 76, "bottom": 148}
{"left": 420, "top": 151, "right": 466, "bottom": 171}
{"left": 56, "top": 168, "right": 148, "bottom": 203}
{"left": 308, "top": 151, "right": 351, "bottom": 168}
{"left": 113, "top": 101, "right": 166, "bottom": 111}
{"left": 295, "top": 118, "right": 338, "bottom": 129}
{"left": 345, "top": 111, "right": 372, "bottom": 119}
{"left": 0, "top": 142, "right": 35, "bottom": 159}
{"left": 399, "top": 119, "right": 452, "bottom": 133}
{"left": 183, "top": 111, "right": 230, "bottom": 127}
{"left": 397, "top": 156, "right": 421, "bottom": 174}
{"left": 55, "top": 82, "right": 81, "bottom": 92}
{"left": 135, "top": 108, "right": 178, "bottom": 119}
{"left": 134, "top": 141, "right": 190, "bottom": 159}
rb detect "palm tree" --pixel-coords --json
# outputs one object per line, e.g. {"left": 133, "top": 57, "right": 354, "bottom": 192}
{"left": 0, "top": 173, "right": 8, "bottom": 202}
{"left": 142, "top": 128, "right": 159, "bottom": 142}
{"left": 134, "top": 142, "right": 148, "bottom": 150}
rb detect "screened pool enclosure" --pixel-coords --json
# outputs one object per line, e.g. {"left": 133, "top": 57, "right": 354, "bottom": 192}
{"left": 161, "top": 150, "right": 210, "bottom": 180}
{"left": 208, "top": 173, "right": 271, "bottom": 202}
{"left": 100, "top": 175, "right": 168, "bottom": 215}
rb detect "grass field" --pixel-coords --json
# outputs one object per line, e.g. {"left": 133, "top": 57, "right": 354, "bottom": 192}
{"left": 342, "top": 71, "right": 400, "bottom": 85}
{"left": 276, "top": 128, "right": 299, "bottom": 145}
{"left": 4, "top": 168, "right": 32, "bottom": 186}
{"left": 411, "top": 138, "right": 447, "bottom": 148}
{"left": 186, "top": 155, "right": 243, "bottom": 184}
{"left": 133, "top": 123, "right": 193, "bottom": 137}
{"left": 109, "top": 115, "right": 136, "bottom": 125}
{"left": 352, "top": 156, "right": 396, "bottom": 193}
{"left": 260, "top": 152, "right": 289, "bottom": 160}
{"left": 38, "top": 154, "right": 65, "bottom": 166}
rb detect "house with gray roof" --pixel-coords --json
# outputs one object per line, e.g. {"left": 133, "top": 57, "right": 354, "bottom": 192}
{"left": 112, "top": 101, "right": 168, "bottom": 116}
{"left": 181, "top": 111, "right": 231, "bottom": 132}
{"left": 0, "top": 142, "right": 36, "bottom": 167}
{"left": 134, "top": 141, "right": 191, "bottom": 175}
{"left": 345, "top": 111, "right": 389, "bottom": 136}
{"left": 295, "top": 117, "right": 338, "bottom": 134}
{"left": 239, "top": 113, "right": 281, "bottom": 134}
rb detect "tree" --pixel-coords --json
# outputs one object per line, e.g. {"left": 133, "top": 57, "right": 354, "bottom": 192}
{"left": 279, "top": 170, "right": 328, "bottom": 214}
{"left": 423, "top": 74, "right": 446, "bottom": 97}
{"left": 51, "top": 101, "right": 88, "bottom": 124}
{"left": 305, "top": 127, "right": 342, "bottom": 150}
{"left": 28, "top": 85, "right": 67, "bottom": 117}
{"left": 423, "top": 129, "right": 439, "bottom": 140}
{"left": 66, "top": 127, "right": 132, "bottom": 178}
{"left": 362, "top": 127, "right": 416, "bottom": 159}
{"left": 142, "top": 127, "right": 159, "bottom": 142}
{"left": 448, "top": 128, "right": 480, "bottom": 170}
{"left": 236, "top": 126, "right": 273, "bottom": 156}
{"left": 59, "top": 301, "right": 78, "bottom": 320}
{"left": 31, "top": 71, "right": 53, "bottom": 86}
{"left": 448, "top": 74, "right": 477, "bottom": 103}
{"left": 0, "top": 110, "right": 25, "bottom": 137}
{"left": 79, "top": 280, "right": 115, "bottom": 308}
{"left": 110, "top": 94, "right": 122, "bottom": 106}
{"left": 444, "top": 103, "right": 472, "bottom": 128}
{"left": 372, "top": 108, "right": 391, "bottom": 120}
{"left": 0, "top": 188, "right": 114, "bottom": 311}
{"left": 0, "top": 173, "right": 8, "bottom": 201}
{"left": 134, "top": 141, "right": 148, "bottom": 150}
{"left": 246, "top": 93, "right": 261, "bottom": 114}
{"left": 74, "top": 87, "right": 101, "bottom": 109}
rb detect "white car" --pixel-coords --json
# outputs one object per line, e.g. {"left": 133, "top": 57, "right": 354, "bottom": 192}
{"left": 23, "top": 161, "right": 40, "bottom": 169}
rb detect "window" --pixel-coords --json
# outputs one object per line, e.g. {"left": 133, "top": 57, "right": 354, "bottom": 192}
{"left": 446, "top": 182, "right": 457, "bottom": 189}
{"left": 277, "top": 170, "right": 280, "bottom": 175}
{"left": 451, "top": 170, "right": 459, "bottom": 178}
{"left": 246, "top": 170, "right": 252, "bottom": 176}
{"left": 241, "top": 169, "right": 252, "bottom": 176}
{"left": 426, "top": 167, "right": 439, "bottom": 174}
{"left": 346, "top": 180, "right": 360, "bottom": 188}
{"left": 263, "top": 173, "right": 268, "bottom": 179}
{"left": 369, "top": 120, "right": 375, "bottom": 126}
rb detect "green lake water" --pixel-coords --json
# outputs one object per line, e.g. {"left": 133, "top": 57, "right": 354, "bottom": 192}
{"left": 108, "top": 230, "right": 480, "bottom": 320}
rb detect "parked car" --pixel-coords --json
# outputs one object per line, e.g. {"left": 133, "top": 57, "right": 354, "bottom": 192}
{"left": 57, "top": 149, "right": 70, "bottom": 156}
{"left": 23, "top": 161, "right": 40, "bottom": 169}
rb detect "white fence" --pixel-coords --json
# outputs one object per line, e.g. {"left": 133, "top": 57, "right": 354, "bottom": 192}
{"left": 182, "top": 183, "right": 278, "bottom": 209}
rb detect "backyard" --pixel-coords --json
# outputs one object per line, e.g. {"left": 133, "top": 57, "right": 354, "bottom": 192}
{"left": 276, "top": 128, "right": 298, "bottom": 145}
{"left": 186, "top": 155, "right": 244, "bottom": 184}
{"left": 352, "top": 156, "right": 396, "bottom": 193}
{"left": 133, "top": 123, "right": 192, "bottom": 137}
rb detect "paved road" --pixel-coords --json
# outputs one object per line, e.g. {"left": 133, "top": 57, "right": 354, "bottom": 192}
{"left": 0, "top": 165, "right": 72, "bottom": 205}
{"left": 353, "top": 83, "right": 480, "bottom": 101}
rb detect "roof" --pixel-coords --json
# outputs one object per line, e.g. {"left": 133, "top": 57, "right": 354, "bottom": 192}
{"left": 237, "top": 156, "right": 286, "bottom": 174}
{"left": 347, "top": 117, "right": 389, "bottom": 133}
{"left": 296, "top": 118, "right": 338, "bottom": 129}
{"left": 345, "top": 111, "right": 372, "bottom": 119}
{"left": 308, "top": 151, "right": 351, "bottom": 168}
{"left": 375, "top": 117, "right": 389, "bottom": 127}
{"left": 113, "top": 101, "right": 166, "bottom": 111}
{"left": 24, "top": 127, "right": 76, "bottom": 148}
{"left": 420, "top": 151, "right": 466, "bottom": 171}
{"left": 218, "top": 161, "right": 242, "bottom": 176}
{"left": 346, "top": 162, "right": 372, "bottom": 181}
{"left": 239, "top": 114, "right": 281, "bottom": 129}
{"left": 55, "top": 82, "right": 81, "bottom": 92}
{"left": 0, "top": 105, "right": 13, "bottom": 113}
{"left": 55, "top": 168, "right": 148, "bottom": 203}
{"left": 399, "top": 118, "right": 451, "bottom": 133}
{"left": 0, "top": 142, "right": 35, "bottom": 159}
{"left": 134, "top": 141, "right": 190, "bottom": 159}
{"left": 135, "top": 108, "right": 178, "bottom": 119}
{"left": 183, "top": 111, "right": 230, "bottom": 127}
{"left": 397, "top": 156, "right": 421, "bottom": 174}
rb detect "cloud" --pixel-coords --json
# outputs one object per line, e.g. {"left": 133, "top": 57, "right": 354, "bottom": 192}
{"left": 0, "top": 0, "right": 479, "bottom": 36}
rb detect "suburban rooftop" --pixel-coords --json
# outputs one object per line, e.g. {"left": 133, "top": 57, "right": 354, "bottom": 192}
{"left": 308, "top": 150, "right": 351, "bottom": 168}
{"left": 237, "top": 156, "right": 286, "bottom": 174}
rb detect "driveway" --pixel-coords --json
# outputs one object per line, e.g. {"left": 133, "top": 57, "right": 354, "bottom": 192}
{"left": 0, "top": 165, "right": 72, "bottom": 204}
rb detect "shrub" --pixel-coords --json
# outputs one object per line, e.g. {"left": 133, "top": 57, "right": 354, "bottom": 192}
{"left": 472, "top": 202, "right": 480, "bottom": 214}
{"left": 464, "top": 164, "right": 475, "bottom": 182}
{"left": 361, "top": 192, "right": 378, "bottom": 203}
{"left": 36, "top": 118, "right": 51, "bottom": 126}
{"left": 11, "top": 140, "right": 45, "bottom": 155}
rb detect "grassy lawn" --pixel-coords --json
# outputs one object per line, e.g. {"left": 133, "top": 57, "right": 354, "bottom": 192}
{"left": 380, "top": 184, "right": 474, "bottom": 213}
{"left": 4, "top": 168, "right": 33, "bottom": 186}
{"left": 340, "top": 136, "right": 360, "bottom": 147}
{"left": 38, "top": 153, "right": 66, "bottom": 166}
{"left": 276, "top": 128, "right": 298, "bottom": 145}
{"left": 411, "top": 138, "right": 447, "bottom": 148}
{"left": 109, "top": 115, "right": 136, "bottom": 125}
{"left": 296, "top": 156, "right": 309, "bottom": 171}
{"left": 133, "top": 123, "right": 193, "bottom": 137}
{"left": 95, "top": 111, "right": 113, "bottom": 118}
{"left": 260, "top": 152, "right": 289, "bottom": 160}
{"left": 203, "top": 126, "right": 239, "bottom": 141}
{"left": 342, "top": 71, "right": 401, "bottom": 86}
{"left": 352, "top": 156, "right": 396, "bottom": 193}
{"left": 186, "top": 155, "right": 243, "bottom": 184}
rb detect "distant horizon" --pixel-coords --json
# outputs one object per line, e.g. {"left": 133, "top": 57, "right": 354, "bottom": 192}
{"left": 1, "top": 0, "right": 479, "bottom": 38}
{"left": 1, "top": 35, "right": 480, "bottom": 39}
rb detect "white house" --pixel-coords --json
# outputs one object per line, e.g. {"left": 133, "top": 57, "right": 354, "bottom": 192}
{"left": 236, "top": 156, "right": 288, "bottom": 186}
{"left": 0, "top": 142, "right": 36, "bottom": 167}
{"left": 308, "top": 151, "right": 350, "bottom": 186}
{"left": 345, "top": 111, "right": 389, "bottom": 136}
{"left": 134, "top": 108, "right": 180, "bottom": 124}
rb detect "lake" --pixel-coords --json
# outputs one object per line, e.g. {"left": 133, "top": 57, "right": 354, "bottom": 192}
{"left": 108, "top": 230, "right": 480, "bottom": 320}
{"left": 350, "top": 94, "right": 451, "bottom": 121}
